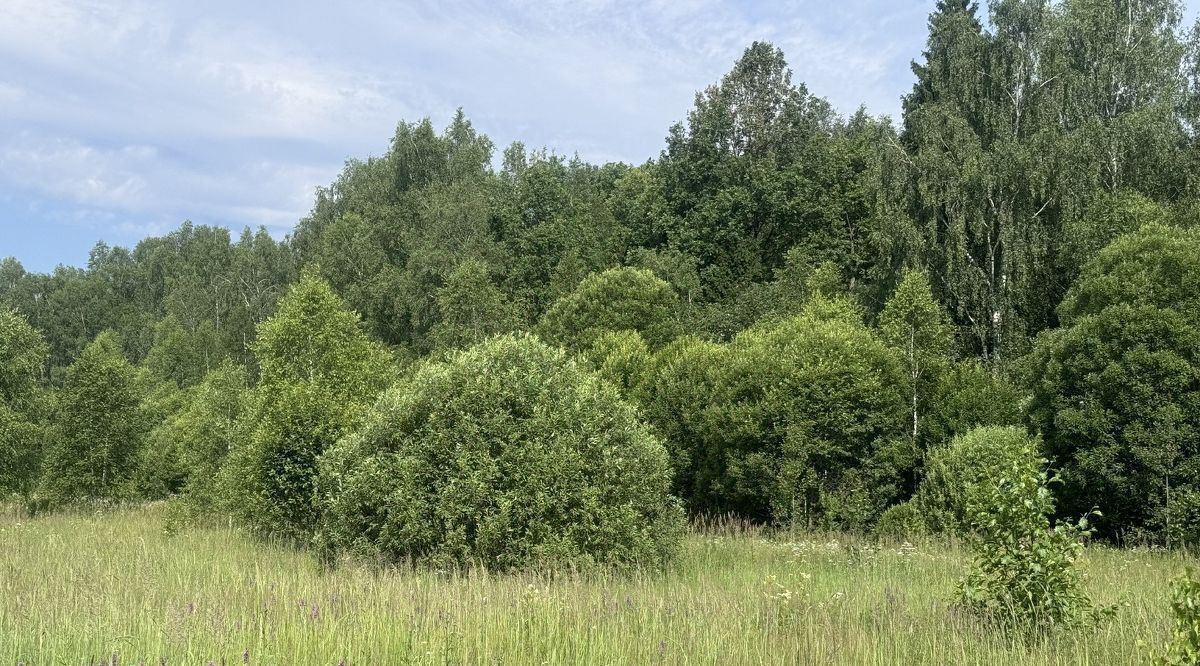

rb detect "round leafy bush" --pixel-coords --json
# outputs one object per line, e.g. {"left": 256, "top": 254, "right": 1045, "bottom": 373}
{"left": 536, "top": 267, "right": 680, "bottom": 352}
{"left": 874, "top": 501, "right": 926, "bottom": 541}
{"left": 916, "top": 425, "right": 1039, "bottom": 535}
{"left": 316, "top": 334, "right": 685, "bottom": 571}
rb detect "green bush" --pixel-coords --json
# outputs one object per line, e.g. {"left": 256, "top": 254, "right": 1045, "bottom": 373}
{"left": 922, "top": 361, "right": 1022, "bottom": 449}
{"left": 955, "top": 429, "right": 1109, "bottom": 633}
{"left": 585, "top": 330, "right": 652, "bottom": 396}
{"left": 720, "top": 298, "right": 908, "bottom": 527}
{"left": 128, "top": 380, "right": 191, "bottom": 499}
{"left": 1028, "top": 222, "right": 1200, "bottom": 541}
{"left": 0, "top": 308, "right": 47, "bottom": 407}
{"left": 136, "top": 363, "right": 249, "bottom": 520}
{"left": 1141, "top": 486, "right": 1200, "bottom": 551}
{"left": 874, "top": 501, "right": 926, "bottom": 541}
{"left": 917, "top": 426, "right": 1035, "bottom": 535}
{"left": 315, "top": 334, "right": 685, "bottom": 571}
{"left": 1027, "top": 224, "right": 1200, "bottom": 540}
{"left": 536, "top": 267, "right": 680, "bottom": 352}
{"left": 637, "top": 335, "right": 729, "bottom": 507}
{"left": 427, "top": 258, "right": 520, "bottom": 353}
{"left": 0, "top": 402, "right": 43, "bottom": 497}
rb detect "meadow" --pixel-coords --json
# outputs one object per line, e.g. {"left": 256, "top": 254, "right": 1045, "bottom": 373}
{"left": 0, "top": 505, "right": 1187, "bottom": 665}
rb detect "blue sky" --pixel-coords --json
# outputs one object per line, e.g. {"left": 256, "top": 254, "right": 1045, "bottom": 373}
{"left": 0, "top": 1, "right": 1195, "bottom": 272}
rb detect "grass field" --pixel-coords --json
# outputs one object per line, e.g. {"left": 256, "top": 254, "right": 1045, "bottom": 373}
{"left": 0, "top": 504, "right": 1189, "bottom": 665}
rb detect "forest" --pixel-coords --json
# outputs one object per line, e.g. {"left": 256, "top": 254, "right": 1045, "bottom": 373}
{"left": 4, "top": 0, "right": 1200, "bottom": 662}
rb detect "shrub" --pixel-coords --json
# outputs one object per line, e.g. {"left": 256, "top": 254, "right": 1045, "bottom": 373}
{"left": 0, "top": 402, "right": 42, "bottom": 497}
{"left": 1028, "top": 302, "right": 1200, "bottom": 539}
{"left": 1153, "top": 487, "right": 1200, "bottom": 550}
{"left": 922, "top": 361, "right": 1022, "bottom": 449}
{"left": 917, "top": 426, "right": 1035, "bottom": 535}
{"left": 1142, "top": 568, "right": 1200, "bottom": 665}
{"left": 874, "top": 501, "right": 926, "bottom": 541}
{"left": 137, "top": 363, "right": 249, "bottom": 519}
{"left": 536, "top": 267, "right": 680, "bottom": 352}
{"left": 1028, "top": 224, "right": 1200, "bottom": 539}
{"left": 720, "top": 298, "right": 908, "bottom": 527}
{"left": 955, "top": 429, "right": 1109, "bottom": 633}
{"left": 637, "top": 336, "right": 730, "bottom": 507}
{"left": 315, "top": 334, "right": 685, "bottom": 571}
{"left": 427, "top": 258, "right": 520, "bottom": 353}
{"left": 585, "top": 330, "right": 652, "bottom": 396}
{"left": 128, "top": 380, "right": 191, "bottom": 499}
{"left": 0, "top": 308, "right": 47, "bottom": 407}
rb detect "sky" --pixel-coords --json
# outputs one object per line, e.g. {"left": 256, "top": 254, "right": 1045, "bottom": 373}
{"left": 0, "top": 0, "right": 1195, "bottom": 272}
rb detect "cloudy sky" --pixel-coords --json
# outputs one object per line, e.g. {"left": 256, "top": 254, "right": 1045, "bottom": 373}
{"left": 1, "top": 1, "right": 1195, "bottom": 271}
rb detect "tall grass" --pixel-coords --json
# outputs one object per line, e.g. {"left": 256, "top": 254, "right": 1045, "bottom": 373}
{"left": 0, "top": 505, "right": 1187, "bottom": 664}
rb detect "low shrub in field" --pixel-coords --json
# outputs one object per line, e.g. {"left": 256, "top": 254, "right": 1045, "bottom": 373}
{"left": 874, "top": 501, "right": 926, "bottom": 541}
{"left": 1142, "top": 568, "right": 1200, "bottom": 665}
{"left": 917, "top": 426, "right": 1033, "bottom": 535}
{"left": 315, "top": 334, "right": 685, "bottom": 571}
{"left": 955, "top": 428, "right": 1110, "bottom": 633}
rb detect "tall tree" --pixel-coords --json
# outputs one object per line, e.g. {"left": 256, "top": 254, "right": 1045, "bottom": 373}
{"left": 879, "top": 269, "right": 954, "bottom": 450}
{"left": 38, "top": 331, "right": 144, "bottom": 506}
{"left": 225, "top": 271, "right": 393, "bottom": 541}
{"left": 660, "top": 42, "right": 843, "bottom": 300}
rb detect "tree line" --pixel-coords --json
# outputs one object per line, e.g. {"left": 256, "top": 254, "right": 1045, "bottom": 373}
{"left": 2, "top": 0, "right": 1200, "bottom": 551}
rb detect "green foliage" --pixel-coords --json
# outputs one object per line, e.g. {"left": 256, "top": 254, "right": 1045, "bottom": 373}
{"left": 660, "top": 42, "right": 859, "bottom": 301}
{"left": 879, "top": 269, "right": 953, "bottom": 449}
{"left": 1153, "top": 488, "right": 1200, "bottom": 550}
{"left": 536, "top": 267, "right": 680, "bottom": 352}
{"left": 1029, "top": 225, "right": 1200, "bottom": 539}
{"left": 315, "top": 334, "right": 685, "bottom": 571}
{"left": 1143, "top": 568, "right": 1200, "bottom": 665}
{"left": 37, "top": 331, "right": 144, "bottom": 508}
{"left": 955, "top": 429, "right": 1108, "bottom": 633}
{"left": 1, "top": 3, "right": 1198, "bottom": 546}
{"left": 918, "top": 426, "right": 1038, "bottom": 535}
{"left": 127, "top": 380, "right": 191, "bottom": 499}
{"left": 1058, "top": 224, "right": 1200, "bottom": 321}
{"left": 923, "top": 361, "right": 1023, "bottom": 449}
{"left": 0, "top": 309, "right": 48, "bottom": 497}
{"left": 226, "top": 272, "right": 393, "bottom": 542}
{"left": 427, "top": 258, "right": 520, "bottom": 353}
{"left": 0, "top": 308, "right": 47, "bottom": 407}
{"left": 584, "top": 330, "right": 652, "bottom": 396}
{"left": 138, "top": 363, "right": 249, "bottom": 518}
{"left": 1060, "top": 190, "right": 1173, "bottom": 284}
{"left": 0, "top": 401, "right": 43, "bottom": 497}
{"left": 141, "top": 313, "right": 224, "bottom": 388}
{"left": 719, "top": 299, "right": 908, "bottom": 527}
{"left": 636, "top": 336, "right": 729, "bottom": 505}
{"left": 874, "top": 501, "right": 927, "bottom": 541}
